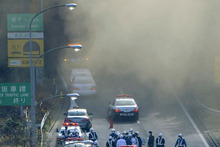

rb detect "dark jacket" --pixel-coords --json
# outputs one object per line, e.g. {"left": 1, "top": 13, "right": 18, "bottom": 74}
{"left": 156, "top": 137, "right": 165, "bottom": 147}
{"left": 175, "top": 137, "right": 187, "bottom": 147}
{"left": 148, "top": 134, "right": 154, "bottom": 147}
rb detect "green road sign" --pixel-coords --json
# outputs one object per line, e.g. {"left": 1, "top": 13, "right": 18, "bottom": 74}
{"left": 0, "top": 83, "right": 31, "bottom": 106}
{"left": 7, "top": 14, "right": 44, "bottom": 31}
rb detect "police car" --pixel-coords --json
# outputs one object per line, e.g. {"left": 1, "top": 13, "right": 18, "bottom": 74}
{"left": 107, "top": 94, "right": 139, "bottom": 121}
{"left": 56, "top": 123, "right": 84, "bottom": 144}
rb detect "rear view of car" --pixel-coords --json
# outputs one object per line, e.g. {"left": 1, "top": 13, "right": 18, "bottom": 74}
{"left": 107, "top": 94, "right": 139, "bottom": 121}
{"left": 64, "top": 108, "right": 93, "bottom": 132}
{"left": 71, "top": 76, "right": 96, "bottom": 96}
{"left": 70, "top": 69, "right": 92, "bottom": 82}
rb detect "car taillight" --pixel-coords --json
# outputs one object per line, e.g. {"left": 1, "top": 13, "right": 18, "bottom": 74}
{"left": 83, "top": 118, "right": 88, "bottom": 121}
{"left": 73, "top": 88, "right": 79, "bottom": 90}
{"left": 132, "top": 108, "right": 138, "bottom": 112}
{"left": 115, "top": 109, "right": 122, "bottom": 112}
{"left": 90, "top": 87, "right": 96, "bottom": 90}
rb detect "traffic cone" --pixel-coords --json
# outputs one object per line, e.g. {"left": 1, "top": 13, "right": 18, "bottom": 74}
{"left": 109, "top": 117, "right": 113, "bottom": 128}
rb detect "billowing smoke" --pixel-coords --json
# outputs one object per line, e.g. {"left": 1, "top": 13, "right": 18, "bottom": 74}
{"left": 60, "top": 0, "right": 220, "bottom": 96}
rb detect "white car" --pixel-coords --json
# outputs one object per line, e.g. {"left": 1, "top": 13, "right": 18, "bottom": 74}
{"left": 56, "top": 123, "right": 84, "bottom": 143}
{"left": 71, "top": 76, "right": 96, "bottom": 96}
{"left": 70, "top": 69, "right": 92, "bottom": 82}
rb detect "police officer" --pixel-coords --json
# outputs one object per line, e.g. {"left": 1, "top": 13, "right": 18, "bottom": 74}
{"left": 92, "top": 140, "right": 99, "bottom": 147}
{"left": 70, "top": 128, "right": 79, "bottom": 138}
{"left": 156, "top": 133, "right": 165, "bottom": 147}
{"left": 61, "top": 126, "right": 70, "bottom": 139}
{"left": 129, "top": 128, "right": 134, "bottom": 135}
{"left": 89, "top": 128, "right": 98, "bottom": 142}
{"left": 116, "top": 134, "right": 127, "bottom": 147}
{"left": 135, "top": 131, "right": 142, "bottom": 147}
{"left": 175, "top": 133, "right": 187, "bottom": 147}
{"left": 131, "top": 133, "right": 138, "bottom": 146}
{"left": 109, "top": 128, "right": 117, "bottom": 139}
{"left": 125, "top": 133, "right": 132, "bottom": 145}
{"left": 148, "top": 131, "right": 154, "bottom": 147}
{"left": 106, "top": 136, "right": 115, "bottom": 147}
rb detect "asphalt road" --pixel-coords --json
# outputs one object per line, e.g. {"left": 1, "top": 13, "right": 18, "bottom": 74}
{"left": 46, "top": 64, "right": 211, "bottom": 147}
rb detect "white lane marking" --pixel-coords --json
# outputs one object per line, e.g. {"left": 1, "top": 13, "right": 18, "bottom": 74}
{"left": 175, "top": 95, "right": 210, "bottom": 147}
{"left": 197, "top": 99, "right": 220, "bottom": 114}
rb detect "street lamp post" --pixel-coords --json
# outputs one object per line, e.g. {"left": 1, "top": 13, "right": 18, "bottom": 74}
{"left": 29, "top": 3, "right": 77, "bottom": 146}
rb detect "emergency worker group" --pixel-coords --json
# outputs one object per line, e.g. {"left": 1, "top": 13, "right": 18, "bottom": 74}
{"left": 105, "top": 128, "right": 187, "bottom": 147}
{"left": 61, "top": 126, "right": 187, "bottom": 147}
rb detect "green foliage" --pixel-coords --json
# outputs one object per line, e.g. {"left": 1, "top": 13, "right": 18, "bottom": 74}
{"left": 0, "top": 116, "right": 28, "bottom": 146}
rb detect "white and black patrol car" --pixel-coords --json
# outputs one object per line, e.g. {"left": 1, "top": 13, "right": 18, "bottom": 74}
{"left": 56, "top": 122, "right": 84, "bottom": 144}
{"left": 107, "top": 94, "right": 139, "bottom": 121}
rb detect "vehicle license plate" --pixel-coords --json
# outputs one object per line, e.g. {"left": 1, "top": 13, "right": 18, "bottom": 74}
{"left": 120, "top": 113, "right": 134, "bottom": 116}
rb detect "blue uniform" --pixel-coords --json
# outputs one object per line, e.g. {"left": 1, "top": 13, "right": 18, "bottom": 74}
{"left": 175, "top": 137, "right": 187, "bottom": 147}
{"left": 89, "top": 131, "right": 98, "bottom": 141}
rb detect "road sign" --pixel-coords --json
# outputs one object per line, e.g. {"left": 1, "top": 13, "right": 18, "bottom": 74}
{"left": 7, "top": 14, "right": 44, "bottom": 31}
{"left": 8, "top": 39, "right": 44, "bottom": 57}
{"left": 0, "top": 83, "right": 31, "bottom": 106}
{"left": 8, "top": 57, "right": 44, "bottom": 67}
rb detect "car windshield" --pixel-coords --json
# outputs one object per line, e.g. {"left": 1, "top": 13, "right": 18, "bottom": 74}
{"left": 115, "top": 99, "right": 136, "bottom": 106}
{"left": 68, "top": 111, "right": 86, "bottom": 116}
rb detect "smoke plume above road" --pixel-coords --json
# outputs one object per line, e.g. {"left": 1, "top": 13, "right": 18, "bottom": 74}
{"left": 61, "top": 0, "right": 220, "bottom": 96}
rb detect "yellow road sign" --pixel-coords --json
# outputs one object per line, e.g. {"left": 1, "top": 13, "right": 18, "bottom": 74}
{"left": 8, "top": 58, "right": 44, "bottom": 67}
{"left": 8, "top": 39, "right": 44, "bottom": 57}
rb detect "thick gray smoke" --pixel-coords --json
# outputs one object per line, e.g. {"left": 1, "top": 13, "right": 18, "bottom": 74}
{"left": 61, "top": 0, "right": 220, "bottom": 96}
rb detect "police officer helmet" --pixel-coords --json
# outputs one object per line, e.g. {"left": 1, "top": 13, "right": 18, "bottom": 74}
{"left": 116, "top": 131, "right": 120, "bottom": 136}
{"left": 109, "top": 136, "right": 113, "bottom": 140}
{"left": 129, "top": 128, "right": 133, "bottom": 133}
{"left": 90, "top": 128, "right": 94, "bottom": 132}
{"left": 128, "top": 133, "right": 132, "bottom": 137}
{"left": 178, "top": 133, "right": 182, "bottom": 137}
{"left": 111, "top": 128, "right": 115, "bottom": 133}
{"left": 135, "top": 131, "right": 139, "bottom": 136}
{"left": 123, "top": 131, "right": 126, "bottom": 134}
{"left": 159, "top": 133, "right": 163, "bottom": 137}
{"left": 74, "top": 128, "right": 78, "bottom": 132}
{"left": 120, "top": 134, "right": 123, "bottom": 138}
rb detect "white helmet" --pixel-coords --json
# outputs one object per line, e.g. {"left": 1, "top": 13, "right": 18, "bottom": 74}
{"left": 120, "top": 134, "right": 123, "bottom": 138}
{"left": 128, "top": 133, "right": 132, "bottom": 137}
{"left": 178, "top": 133, "right": 182, "bottom": 137}
{"left": 111, "top": 128, "right": 115, "bottom": 133}
{"left": 159, "top": 133, "right": 163, "bottom": 137}
{"left": 74, "top": 128, "right": 78, "bottom": 132}
{"left": 116, "top": 131, "right": 120, "bottom": 136}
{"left": 123, "top": 131, "right": 126, "bottom": 134}
{"left": 129, "top": 128, "right": 133, "bottom": 133}
{"left": 90, "top": 128, "right": 94, "bottom": 132}
{"left": 109, "top": 136, "right": 113, "bottom": 140}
